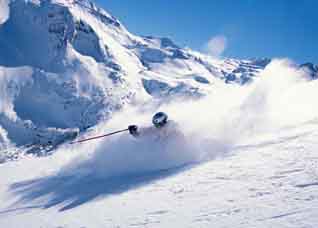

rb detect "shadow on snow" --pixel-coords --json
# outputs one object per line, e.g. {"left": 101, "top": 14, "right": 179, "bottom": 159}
{"left": 6, "top": 164, "right": 190, "bottom": 212}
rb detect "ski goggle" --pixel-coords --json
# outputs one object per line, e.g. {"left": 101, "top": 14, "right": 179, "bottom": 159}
{"left": 153, "top": 115, "right": 167, "bottom": 127}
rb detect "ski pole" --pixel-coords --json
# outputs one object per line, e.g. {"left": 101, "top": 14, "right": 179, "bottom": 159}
{"left": 70, "top": 128, "right": 129, "bottom": 144}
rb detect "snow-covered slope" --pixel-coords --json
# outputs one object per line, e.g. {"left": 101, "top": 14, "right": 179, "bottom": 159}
{"left": 1, "top": 120, "right": 318, "bottom": 228}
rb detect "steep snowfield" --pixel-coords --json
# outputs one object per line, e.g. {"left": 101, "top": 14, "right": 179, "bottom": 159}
{"left": 1, "top": 124, "right": 318, "bottom": 228}
{"left": 0, "top": 0, "right": 318, "bottom": 227}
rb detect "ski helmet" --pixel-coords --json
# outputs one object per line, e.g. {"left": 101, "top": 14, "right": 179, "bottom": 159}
{"left": 152, "top": 112, "right": 168, "bottom": 128}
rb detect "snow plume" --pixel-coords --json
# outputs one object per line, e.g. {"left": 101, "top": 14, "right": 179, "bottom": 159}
{"left": 205, "top": 35, "right": 227, "bottom": 56}
{"left": 61, "top": 108, "right": 200, "bottom": 179}
{"left": 241, "top": 59, "right": 315, "bottom": 130}
{"left": 60, "top": 58, "right": 317, "bottom": 180}
{"left": 0, "top": 0, "right": 10, "bottom": 25}
{"left": 230, "top": 59, "right": 301, "bottom": 134}
{"left": 60, "top": 88, "right": 245, "bottom": 180}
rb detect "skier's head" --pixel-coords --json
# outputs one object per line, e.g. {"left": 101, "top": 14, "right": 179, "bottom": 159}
{"left": 152, "top": 112, "right": 168, "bottom": 128}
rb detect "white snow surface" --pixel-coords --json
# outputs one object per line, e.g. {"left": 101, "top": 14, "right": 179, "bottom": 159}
{"left": 0, "top": 0, "right": 318, "bottom": 227}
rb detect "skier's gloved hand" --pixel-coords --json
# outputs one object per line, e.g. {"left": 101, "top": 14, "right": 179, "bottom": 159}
{"left": 128, "top": 125, "right": 139, "bottom": 137}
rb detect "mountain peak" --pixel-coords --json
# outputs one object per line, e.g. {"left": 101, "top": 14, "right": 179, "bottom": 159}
{"left": 299, "top": 62, "right": 318, "bottom": 79}
{"left": 0, "top": 0, "right": 274, "bottom": 157}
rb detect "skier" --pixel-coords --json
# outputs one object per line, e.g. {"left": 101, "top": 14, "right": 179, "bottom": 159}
{"left": 128, "top": 112, "right": 182, "bottom": 141}
{"left": 70, "top": 112, "right": 183, "bottom": 144}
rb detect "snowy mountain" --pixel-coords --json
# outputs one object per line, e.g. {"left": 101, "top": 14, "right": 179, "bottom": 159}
{"left": 299, "top": 62, "right": 318, "bottom": 80}
{"left": 0, "top": 0, "right": 276, "bottom": 159}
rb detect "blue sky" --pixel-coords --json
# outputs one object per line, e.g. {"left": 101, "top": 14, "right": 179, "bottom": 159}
{"left": 96, "top": 0, "right": 317, "bottom": 63}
